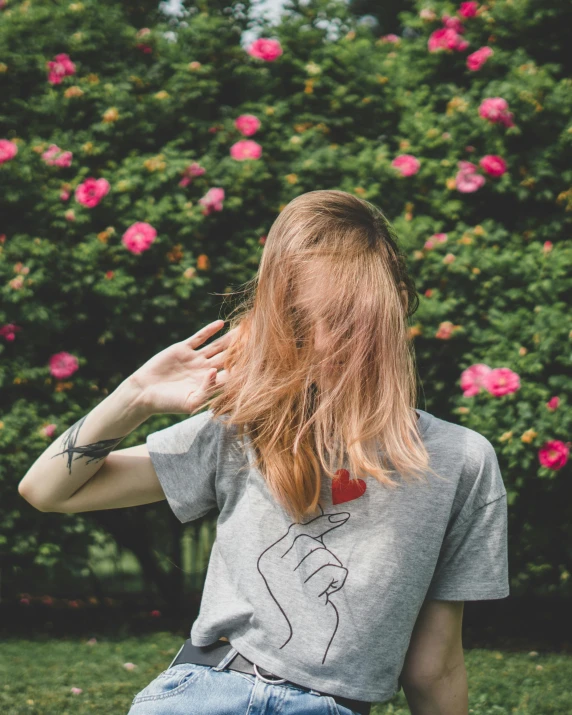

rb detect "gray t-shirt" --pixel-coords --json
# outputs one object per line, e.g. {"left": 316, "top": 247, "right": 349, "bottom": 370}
{"left": 146, "top": 407, "right": 509, "bottom": 703}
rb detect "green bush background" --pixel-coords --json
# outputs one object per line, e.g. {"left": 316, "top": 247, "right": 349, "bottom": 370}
{"left": 1, "top": 0, "right": 571, "bottom": 608}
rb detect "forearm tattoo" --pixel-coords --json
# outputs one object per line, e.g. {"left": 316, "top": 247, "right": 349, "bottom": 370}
{"left": 50, "top": 415, "right": 127, "bottom": 475}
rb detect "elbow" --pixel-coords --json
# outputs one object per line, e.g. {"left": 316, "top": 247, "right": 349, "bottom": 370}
{"left": 401, "top": 659, "right": 467, "bottom": 693}
{"left": 17, "top": 482, "right": 57, "bottom": 513}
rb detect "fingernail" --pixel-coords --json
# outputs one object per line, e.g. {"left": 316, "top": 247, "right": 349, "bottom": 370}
{"left": 328, "top": 513, "right": 347, "bottom": 523}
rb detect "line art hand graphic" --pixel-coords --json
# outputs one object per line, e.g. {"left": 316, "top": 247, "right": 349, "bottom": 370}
{"left": 257, "top": 504, "right": 350, "bottom": 664}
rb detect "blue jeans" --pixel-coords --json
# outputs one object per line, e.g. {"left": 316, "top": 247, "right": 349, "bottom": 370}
{"left": 127, "top": 644, "right": 360, "bottom": 714}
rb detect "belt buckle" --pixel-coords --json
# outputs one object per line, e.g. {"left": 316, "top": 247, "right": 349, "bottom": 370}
{"left": 253, "top": 662, "right": 288, "bottom": 684}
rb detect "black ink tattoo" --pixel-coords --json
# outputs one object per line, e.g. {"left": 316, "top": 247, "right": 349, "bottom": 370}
{"left": 50, "top": 414, "right": 126, "bottom": 475}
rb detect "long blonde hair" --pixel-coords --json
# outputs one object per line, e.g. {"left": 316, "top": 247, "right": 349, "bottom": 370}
{"left": 202, "top": 189, "right": 443, "bottom": 522}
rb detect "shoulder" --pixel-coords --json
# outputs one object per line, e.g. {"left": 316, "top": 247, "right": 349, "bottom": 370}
{"left": 424, "top": 411, "right": 506, "bottom": 507}
{"left": 424, "top": 411, "right": 497, "bottom": 466}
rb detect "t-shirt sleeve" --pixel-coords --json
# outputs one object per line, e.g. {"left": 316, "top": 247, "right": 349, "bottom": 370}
{"left": 425, "top": 439, "right": 510, "bottom": 601}
{"left": 145, "top": 409, "right": 220, "bottom": 524}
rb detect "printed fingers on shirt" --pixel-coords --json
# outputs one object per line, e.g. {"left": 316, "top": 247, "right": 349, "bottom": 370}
{"left": 295, "top": 541, "right": 348, "bottom": 597}
{"left": 286, "top": 513, "right": 350, "bottom": 549}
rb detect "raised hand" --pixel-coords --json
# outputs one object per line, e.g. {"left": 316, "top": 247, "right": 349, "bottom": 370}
{"left": 128, "top": 320, "right": 238, "bottom": 416}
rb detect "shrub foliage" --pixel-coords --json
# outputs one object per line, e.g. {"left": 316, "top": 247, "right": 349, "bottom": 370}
{"left": 1, "top": 0, "right": 571, "bottom": 602}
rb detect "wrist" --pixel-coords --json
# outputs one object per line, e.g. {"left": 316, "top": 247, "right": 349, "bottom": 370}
{"left": 115, "top": 375, "right": 154, "bottom": 422}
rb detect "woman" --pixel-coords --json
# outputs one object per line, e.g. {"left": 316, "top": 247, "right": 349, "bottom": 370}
{"left": 18, "top": 190, "right": 510, "bottom": 715}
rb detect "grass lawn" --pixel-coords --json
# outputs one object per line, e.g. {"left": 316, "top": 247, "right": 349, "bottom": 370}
{"left": 0, "top": 632, "right": 570, "bottom": 714}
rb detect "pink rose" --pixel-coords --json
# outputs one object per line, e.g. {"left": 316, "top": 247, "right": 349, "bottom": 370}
{"left": 442, "top": 14, "right": 464, "bottom": 33}
{"left": 543, "top": 241, "right": 553, "bottom": 253}
{"left": 42, "top": 424, "right": 57, "bottom": 438}
{"left": 198, "top": 187, "right": 225, "bottom": 215}
{"left": 64, "top": 209, "right": 75, "bottom": 221}
{"left": 458, "top": 160, "right": 478, "bottom": 172}
{"left": 482, "top": 367, "right": 520, "bottom": 396}
{"left": 392, "top": 154, "right": 421, "bottom": 177}
{"left": 455, "top": 161, "right": 485, "bottom": 192}
{"left": 425, "top": 232, "right": 448, "bottom": 249}
{"left": 234, "top": 114, "right": 261, "bottom": 137}
{"left": 179, "top": 162, "right": 205, "bottom": 187}
{"left": 0, "top": 139, "right": 18, "bottom": 164}
{"left": 47, "top": 53, "right": 76, "bottom": 85}
{"left": 188, "top": 162, "right": 205, "bottom": 176}
{"left": 135, "top": 27, "right": 153, "bottom": 54}
{"left": 436, "top": 321, "right": 455, "bottom": 339}
{"left": 460, "top": 363, "right": 492, "bottom": 397}
{"left": 538, "top": 440, "right": 569, "bottom": 470}
{"left": 75, "top": 178, "right": 110, "bottom": 208}
{"left": 479, "top": 97, "right": 514, "bottom": 127}
{"left": 10, "top": 275, "right": 24, "bottom": 289}
{"left": 42, "top": 144, "right": 73, "bottom": 167}
{"left": 0, "top": 323, "right": 22, "bottom": 341}
{"left": 247, "top": 38, "right": 283, "bottom": 61}
{"left": 479, "top": 154, "right": 507, "bottom": 177}
{"left": 380, "top": 34, "right": 400, "bottom": 43}
{"left": 546, "top": 396, "right": 560, "bottom": 411}
{"left": 458, "top": 2, "right": 479, "bottom": 18}
{"left": 49, "top": 351, "right": 79, "bottom": 379}
{"left": 428, "top": 27, "right": 469, "bottom": 52}
{"left": 42, "top": 144, "right": 58, "bottom": 162}
{"left": 230, "top": 139, "right": 262, "bottom": 160}
{"left": 467, "top": 46, "right": 493, "bottom": 70}
{"left": 54, "top": 151, "right": 73, "bottom": 167}
{"left": 122, "top": 222, "right": 157, "bottom": 254}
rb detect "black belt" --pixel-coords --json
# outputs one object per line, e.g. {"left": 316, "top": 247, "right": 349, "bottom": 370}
{"left": 170, "top": 638, "right": 372, "bottom": 715}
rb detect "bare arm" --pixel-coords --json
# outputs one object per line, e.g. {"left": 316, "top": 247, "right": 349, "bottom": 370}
{"left": 18, "top": 320, "right": 236, "bottom": 513}
{"left": 18, "top": 378, "right": 149, "bottom": 510}
{"left": 400, "top": 599, "right": 468, "bottom": 715}
{"left": 402, "top": 659, "right": 468, "bottom": 715}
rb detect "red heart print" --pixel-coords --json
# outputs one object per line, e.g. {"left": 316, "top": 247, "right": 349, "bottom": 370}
{"left": 332, "top": 469, "right": 367, "bottom": 505}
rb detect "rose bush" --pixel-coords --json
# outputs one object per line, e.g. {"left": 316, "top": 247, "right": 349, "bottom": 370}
{"left": 1, "top": 0, "right": 571, "bottom": 601}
